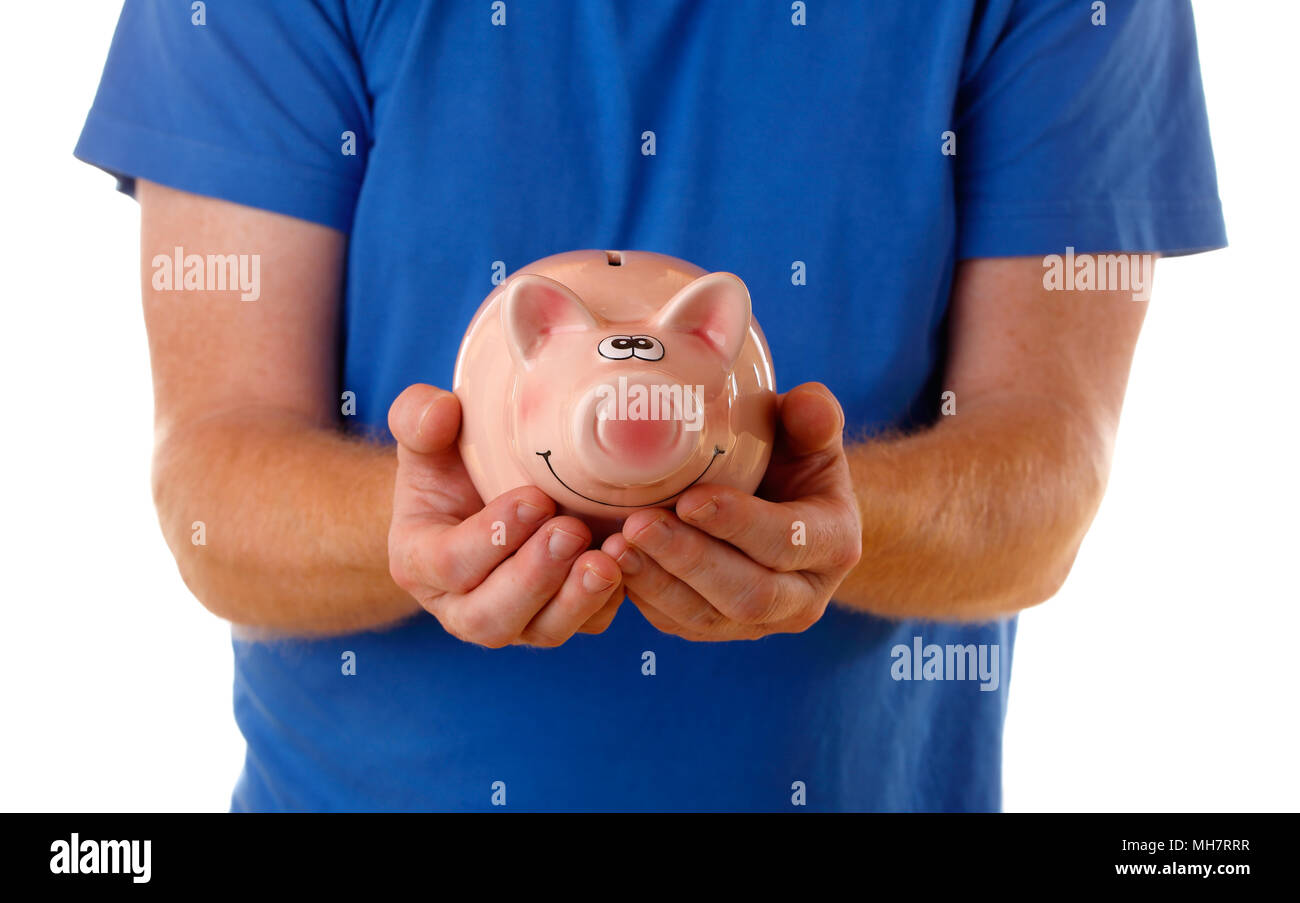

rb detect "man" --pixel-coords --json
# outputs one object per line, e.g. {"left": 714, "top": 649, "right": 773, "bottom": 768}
{"left": 76, "top": 0, "right": 1225, "bottom": 811}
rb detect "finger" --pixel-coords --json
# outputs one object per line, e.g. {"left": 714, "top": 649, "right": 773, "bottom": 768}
{"left": 389, "top": 385, "right": 480, "bottom": 521}
{"left": 517, "top": 550, "right": 622, "bottom": 647}
{"left": 576, "top": 586, "right": 625, "bottom": 635}
{"left": 630, "top": 589, "right": 818, "bottom": 642}
{"left": 603, "top": 529, "right": 725, "bottom": 633}
{"left": 618, "top": 509, "right": 812, "bottom": 625}
{"left": 627, "top": 581, "right": 815, "bottom": 642}
{"left": 439, "top": 516, "right": 592, "bottom": 648}
{"left": 389, "top": 383, "right": 460, "bottom": 454}
{"left": 627, "top": 589, "right": 713, "bottom": 641}
{"left": 776, "top": 382, "right": 845, "bottom": 457}
{"left": 626, "top": 589, "right": 759, "bottom": 643}
{"left": 674, "top": 484, "right": 853, "bottom": 573}
{"left": 392, "top": 485, "right": 556, "bottom": 595}
{"left": 606, "top": 524, "right": 761, "bottom": 632}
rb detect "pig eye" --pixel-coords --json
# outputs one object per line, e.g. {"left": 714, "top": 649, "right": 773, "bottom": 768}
{"left": 629, "top": 335, "right": 664, "bottom": 361}
{"left": 598, "top": 336, "right": 636, "bottom": 360}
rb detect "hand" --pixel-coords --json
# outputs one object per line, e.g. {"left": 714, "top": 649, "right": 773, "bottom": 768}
{"left": 387, "top": 384, "right": 623, "bottom": 647}
{"left": 601, "top": 383, "right": 861, "bottom": 641}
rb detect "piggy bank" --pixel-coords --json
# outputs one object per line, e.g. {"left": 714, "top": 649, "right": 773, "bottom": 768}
{"left": 453, "top": 249, "right": 777, "bottom": 539}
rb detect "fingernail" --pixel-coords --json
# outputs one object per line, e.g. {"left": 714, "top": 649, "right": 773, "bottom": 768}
{"left": 516, "top": 500, "right": 548, "bottom": 523}
{"left": 616, "top": 547, "right": 643, "bottom": 576}
{"left": 682, "top": 497, "right": 718, "bottom": 523}
{"left": 582, "top": 567, "right": 616, "bottom": 593}
{"left": 548, "top": 527, "right": 586, "bottom": 560}
{"left": 628, "top": 515, "right": 672, "bottom": 551}
{"left": 415, "top": 397, "right": 441, "bottom": 438}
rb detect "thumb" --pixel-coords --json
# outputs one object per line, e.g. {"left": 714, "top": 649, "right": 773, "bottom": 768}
{"left": 388, "top": 384, "right": 481, "bottom": 519}
{"left": 389, "top": 383, "right": 461, "bottom": 455}
{"left": 777, "top": 383, "right": 845, "bottom": 457}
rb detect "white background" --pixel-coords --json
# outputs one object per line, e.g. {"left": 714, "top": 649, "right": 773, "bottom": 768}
{"left": 0, "top": 1, "right": 1295, "bottom": 812}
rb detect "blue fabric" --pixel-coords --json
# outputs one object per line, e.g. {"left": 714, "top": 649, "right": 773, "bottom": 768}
{"left": 75, "top": 0, "right": 1225, "bottom": 811}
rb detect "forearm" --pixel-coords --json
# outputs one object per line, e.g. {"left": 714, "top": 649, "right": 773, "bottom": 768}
{"left": 836, "top": 395, "right": 1112, "bottom": 622}
{"left": 152, "top": 408, "right": 418, "bottom": 636}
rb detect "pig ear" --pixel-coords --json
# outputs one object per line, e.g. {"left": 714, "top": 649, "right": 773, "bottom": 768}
{"left": 653, "top": 272, "right": 751, "bottom": 368}
{"left": 502, "top": 274, "right": 599, "bottom": 365}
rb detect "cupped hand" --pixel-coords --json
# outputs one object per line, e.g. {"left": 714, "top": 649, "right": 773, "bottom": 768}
{"left": 387, "top": 384, "right": 623, "bottom": 647}
{"left": 601, "top": 383, "right": 861, "bottom": 641}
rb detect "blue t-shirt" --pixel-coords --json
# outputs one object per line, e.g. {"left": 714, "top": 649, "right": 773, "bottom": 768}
{"left": 76, "top": 0, "right": 1225, "bottom": 812}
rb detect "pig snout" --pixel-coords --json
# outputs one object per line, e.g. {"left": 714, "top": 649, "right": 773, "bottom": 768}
{"left": 597, "top": 416, "right": 682, "bottom": 462}
{"left": 575, "top": 374, "right": 704, "bottom": 485}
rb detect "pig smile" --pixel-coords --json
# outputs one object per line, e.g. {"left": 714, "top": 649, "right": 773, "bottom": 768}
{"left": 535, "top": 446, "right": 726, "bottom": 507}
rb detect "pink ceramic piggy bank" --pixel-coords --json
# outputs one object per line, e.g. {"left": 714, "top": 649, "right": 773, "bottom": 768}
{"left": 453, "top": 249, "right": 777, "bottom": 538}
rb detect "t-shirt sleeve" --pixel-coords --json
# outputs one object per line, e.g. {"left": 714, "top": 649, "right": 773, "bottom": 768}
{"left": 73, "top": 0, "right": 370, "bottom": 233}
{"left": 953, "top": 0, "right": 1226, "bottom": 259}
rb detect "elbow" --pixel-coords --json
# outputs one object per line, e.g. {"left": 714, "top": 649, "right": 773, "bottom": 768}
{"left": 154, "top": 498, "right": 245, "bottom": 625}
{"left": 955, "top": 431, "right": 1112, "bottom": 621}
{"left": 948, "top": 536, "right": 1088, "bottom": 623}
{"left": 150, "top": 442, "right": 247, "bottom": 625}
{"left": 998, "top": 411, "right": 1114, "bottom": 615}
{"left": 978, "top": 475, "right": 1108, "bottom": 618}
{"left": 995, "top": 536, "right": 1087, "bottom": 616}
{"left": 164, "top": 526, "right": 243, "bottom": 623}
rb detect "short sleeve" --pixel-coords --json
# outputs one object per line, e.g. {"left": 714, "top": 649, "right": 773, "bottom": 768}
{"left": 954, "top": 0, "right": 1226, "bottom": 259}
{"left": 73, "top": 0, "right": 371, "bottom": 233}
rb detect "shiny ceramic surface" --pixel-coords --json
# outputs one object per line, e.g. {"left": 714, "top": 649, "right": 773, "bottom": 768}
{"left": 453, "top": 250, "right": 777, "bottom": 537}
